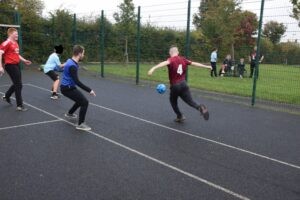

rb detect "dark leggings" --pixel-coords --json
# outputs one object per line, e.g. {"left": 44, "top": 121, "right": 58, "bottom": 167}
{"left": 61, "top": 87, "right": 89, "bottom": 125}
{"left": 210, "top": 62, "right": 217, "bottom": 77}
{"left": 250, "top": 63, "right": 255, "bottom": 78}
{"left": 5, "top": 64, "right": 23, "bottom": 107}
{"left": 170, "top": 81, "right": 199, "bottom": 118}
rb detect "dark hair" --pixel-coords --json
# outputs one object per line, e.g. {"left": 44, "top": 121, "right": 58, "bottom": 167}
{"left": 73, "top": 45, "right": 84, "bottom": 56}
{"left": 54, "top": 45, "right": 63, "bottom": 54}
{"left": 212, "top": 47, "right": 217, "bottom": 51}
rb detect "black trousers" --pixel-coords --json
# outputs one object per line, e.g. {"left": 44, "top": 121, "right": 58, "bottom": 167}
{"left": 250, "top": 63, "right": 255, "bottom": 78}
{"left": 238, "top": 66, "right": 245, "bottom": 76}
{"left": 210, "top": 62, "right": 217, "bottom": 77}
{"left": 61, "top": 86, "right": 89, "bottom": 125}
{"left": 170, "top": 81, "right": 199, "bottom": 118}
{"left": 5, "top": 64, "right": 23, "bottom": 107}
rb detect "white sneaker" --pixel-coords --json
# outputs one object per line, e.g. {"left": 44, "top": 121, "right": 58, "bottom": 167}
{"left": 16, "top": 106, "right": 28, "bottom": 112}
{"left": 50, "top": 95, "right": 59, "bottom": 100}
{"left": 76, "top": 123, "right": 91, "bottom": 131}
{"left": 64, "top": 113, "right": 77, "bottom": 119}
{"left": 174, "top": 116, "right": 186, "bottom": 123}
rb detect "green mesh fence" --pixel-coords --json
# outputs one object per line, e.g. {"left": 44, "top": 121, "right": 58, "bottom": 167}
{"left": 246, "top": 0, "right": 300, "bottom": 113}
{"left": 1, "top": 0, "right": 299, "bottom": 113}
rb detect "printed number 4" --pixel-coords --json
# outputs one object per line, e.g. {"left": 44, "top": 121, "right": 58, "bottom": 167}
{"left": 177, "top": 64, "right": 183, "bottom": 75}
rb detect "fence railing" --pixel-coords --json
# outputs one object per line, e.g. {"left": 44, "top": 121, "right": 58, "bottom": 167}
{"left": 1, "top": 0, "right": 299, "bottom": 113}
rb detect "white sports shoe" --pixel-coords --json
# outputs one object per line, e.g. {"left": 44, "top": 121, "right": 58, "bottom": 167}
{"left": 76, "top": 123, "right": 91, "bottom": 131}
{"left": 50, "top": 95, "right": 59, "bottom": 100}
{"left": 64, "top": 113, "right": 77, "bottom": 119}
{"left": 16, "top": 106, "right": 28, "bottom": 112}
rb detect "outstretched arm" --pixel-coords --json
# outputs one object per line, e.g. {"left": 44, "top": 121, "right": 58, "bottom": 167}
{"left": 259, "top": 55, "right": 264, "bottom": 63}
{"left": 191, "top": 62, "right": 212, "bottom": 70}
{"left": 148, "top": 60, "right": 170, "bottom": 76}
{"left": 0, "top": 52, "right": 4, "bottom": 74}
{"left": 19, "top": 55, "right": 32, "bottom": 65}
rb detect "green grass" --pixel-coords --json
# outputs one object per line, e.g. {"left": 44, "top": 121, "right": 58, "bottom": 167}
{"left": 86, "top": 63, "right": 300, "bottom": 105}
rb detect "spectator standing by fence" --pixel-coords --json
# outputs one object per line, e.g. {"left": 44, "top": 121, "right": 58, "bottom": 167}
{"left": 210, "top": 48, "right": 218, "bottom": 77}
{"left": 237, "top": 58, "right": 246, "bottom": 79}
{"left": 249, "top": 46, "right": 264, "bottom": 78}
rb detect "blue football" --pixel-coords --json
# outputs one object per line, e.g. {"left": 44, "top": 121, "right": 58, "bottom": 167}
{"left": 156, "top": 84, "right": 166, "bottom": 94}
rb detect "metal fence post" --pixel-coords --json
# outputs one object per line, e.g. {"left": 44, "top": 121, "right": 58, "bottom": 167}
{"left": 15, "top": 12, "right": 23, "bottom": 70}
{"left": 72, "top": 14, "right": 77, "bottom": 45}
{"left": 185, "top": 0, "right": 191, "bottom": 82}
{"left": 251, "top": 0, "right": 265, "bottom": 106}
{"left": 136, "top": 6, "right": 141, "bottom": 85}
{"left": 100, "top": 10, "right": 105, "bottom": 78}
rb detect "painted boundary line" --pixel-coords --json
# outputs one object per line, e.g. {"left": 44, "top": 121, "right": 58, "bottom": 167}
{"left": 0, "top": 88, "right": 250, "bottom": 200}
{"left": 86, "top": 129, "right": 250, "bottom": 200}
{"left": 0, "top": 84, "right": 11, "bottom": 88}
{"left": 26, "top": 83, "right": 300, "bottom": 170}
{"left": 0, "top": 119, "right": 62, "bottom": 131}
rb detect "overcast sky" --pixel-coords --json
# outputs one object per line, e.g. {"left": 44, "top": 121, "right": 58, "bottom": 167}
{"left": 41, "top": 0, "right": 299, "bottom": 41}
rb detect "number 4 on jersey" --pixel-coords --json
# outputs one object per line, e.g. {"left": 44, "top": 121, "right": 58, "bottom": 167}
{"left": 177, "top": 64, "right": 183, "bottom": 75}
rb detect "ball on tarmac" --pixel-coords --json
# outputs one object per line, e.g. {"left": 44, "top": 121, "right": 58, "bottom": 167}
{"left": 156, "top": 83, "right": 166, "bottom": 94}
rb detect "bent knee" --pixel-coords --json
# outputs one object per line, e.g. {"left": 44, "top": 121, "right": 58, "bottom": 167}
{"left": 82, "top": 99, "right": 89, "bottom": 106}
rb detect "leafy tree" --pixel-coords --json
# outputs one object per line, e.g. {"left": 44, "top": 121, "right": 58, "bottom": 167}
{"left": 290, "top": 0, "right": 300, "bottom": 26}
{"left": 263, "top": 21, "right": 287, "bottom": 44}
{"left": 192, "top": 0, "right": 210, "bottom": 29}
{"left": 193, "top": 0, "right": 257, "bottom": 60}
{"left": 0, "top": 1, "right": 16, "bottom": 40}
{"left": 0, "top": 0, "right": 17, "bottom": 25}
{"left": 50, "top": 10, "right": 73, "bottom": 46}
{"left": 233, "top": 11, "right": 258, "bottom": 58}
{"left": 113, "top": 0, "right": 137, "bottom": 63}
{"left": 259, "top": 37, "right": 274, "bottom": 64}
{"left": 0, "top": 0, "right": 45, "bottom": 61}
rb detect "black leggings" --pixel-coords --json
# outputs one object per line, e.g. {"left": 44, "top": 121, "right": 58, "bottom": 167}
{"left": 170, "top": 81, "right": 199, "bottom": 118}
{"left": 61, "top": 86, "right": 89, "bottom": 125}
{"left": 250, "top": 63, "right": 255, "bottom": 78}
{"left": 210, "top": 62, "right": 217, "bottom": 77}
{"left": 5, "top": 64, "right": 23, "bottom": 107}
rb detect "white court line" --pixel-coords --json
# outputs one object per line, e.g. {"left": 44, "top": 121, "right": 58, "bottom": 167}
{"left": 0, "top": 84, "right": 11, "bottom": 88}
{"left": 1, "top": 87, "right": 250, "bottom": 200}
{"left": 0, "top": 119, "right": 62, "bottom": 131}
{"left": 86, "top": 129, "right": 250, "bottom": 200}
{"left": 25, "top": 83, "right": 300, "bottom": 170}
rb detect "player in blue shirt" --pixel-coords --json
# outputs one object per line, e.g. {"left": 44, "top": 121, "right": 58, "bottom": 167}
{"left": 60, "top": 45, "right": 96, "bottom": 131}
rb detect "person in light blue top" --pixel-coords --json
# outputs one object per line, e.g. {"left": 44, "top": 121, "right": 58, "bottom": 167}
{"left": 210, "top": 48, "right": 218, "bottom": 77}
{"left": 44, "top": 45, "right": 64, "bottom": 99}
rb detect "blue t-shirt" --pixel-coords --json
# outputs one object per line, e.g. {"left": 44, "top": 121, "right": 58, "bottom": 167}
{"left": 61, "top": 58, "right": 78, "bottom": 87}
{"left": 43, "top": 53, "right": 61, "bottom": 73}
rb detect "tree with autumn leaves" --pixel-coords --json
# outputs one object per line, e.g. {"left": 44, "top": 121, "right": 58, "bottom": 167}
{"left": 193, "top": 0, "right": 258, "bottom": 60}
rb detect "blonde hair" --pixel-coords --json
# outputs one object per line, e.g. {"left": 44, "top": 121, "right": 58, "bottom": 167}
{"left": 169, "top": 46, "right": 179, "bottom": 55}
{"left": 7, "top": 28, "right": 17, "bottom": 36}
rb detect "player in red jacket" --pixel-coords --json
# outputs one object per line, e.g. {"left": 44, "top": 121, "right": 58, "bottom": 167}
{"left": 0, "top": 28, "right": 31, "bottom": 111}
{"left": 148, "top": 45, "right": 211, "bottom": 122}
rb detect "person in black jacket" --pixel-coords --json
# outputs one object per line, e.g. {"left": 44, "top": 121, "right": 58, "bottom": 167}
{"left": 219, "top": 54, "right": 232, "bottom": 76}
